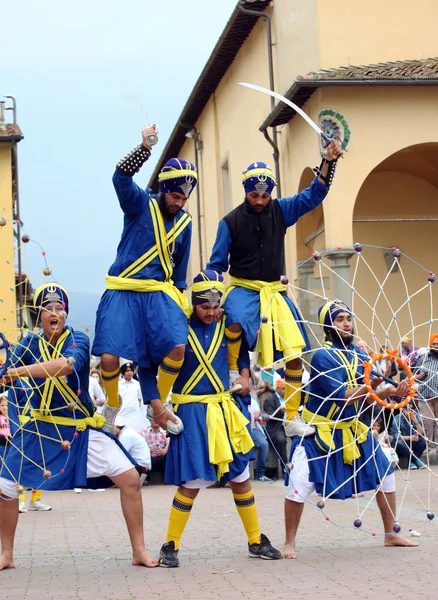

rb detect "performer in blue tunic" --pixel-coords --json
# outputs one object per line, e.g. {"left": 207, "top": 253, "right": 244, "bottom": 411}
{"left": 0, "top": 283, "right": 158, "bottom": 570}
{"left": 159, "top": 270, "right": 281, "bottom": 567}
{"left": 92, "top": 127, "right": 196, "bottom": 431}
{"left": 207, "top": 140, "right": 344, "bottom": 439}
{"left": 283, "top": 300, "right": 418, "bottom": 559}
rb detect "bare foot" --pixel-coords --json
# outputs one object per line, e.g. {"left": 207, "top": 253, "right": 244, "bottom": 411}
{"left": 0, "top": 553, "right": 16, "bottom": 570}
{"left": 132, "top": 550, "right": 159, "bottom": 568}
{"left": 384, "top": 534, "right": 419, "bottom": 548}
{"left": 283, "top": 542, "right": 297, "bottom": 559}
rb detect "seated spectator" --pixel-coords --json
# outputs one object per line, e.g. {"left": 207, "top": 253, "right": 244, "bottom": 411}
{"left": 113, "top": 424, "right": 151, "bottom": 472}
{"left": 415, "top": 334, "right": 438, "bottom": 451}
{"left": 372, "top": 417, "right": 398, "bottom": 468}
{"left": 391, "top": 404, "right": 426, "bottom": 469}
{"left": 249, "top": 395, "right": 272, "bottom": 483}
{"left": 145, "top": 419, "right": 169, "bottom": 473}
{"left": 89, "top": 369, "right": 106, "bottom": 414}
{"left": 263, "top": 379, "right": 287, "bottom": 469}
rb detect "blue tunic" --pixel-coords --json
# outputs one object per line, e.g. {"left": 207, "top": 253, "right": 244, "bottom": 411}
{"left": 290, "top": 341, "right": 392, "bottom": 499}
{"left": 1, "top": 327, "right": 134, "bottom": 490}
{"left": 92, "top": 172, "right": 192, "bottom": 369}
{"left": 165, "top": 315, "right": 255, "bottom": 485}
{"left": 207, "top": 178, "right": 328, "bottom": 357}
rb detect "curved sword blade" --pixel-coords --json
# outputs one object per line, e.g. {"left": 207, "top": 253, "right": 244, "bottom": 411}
{"left": 239, "top": 82, "right": 332, "bottom": 145}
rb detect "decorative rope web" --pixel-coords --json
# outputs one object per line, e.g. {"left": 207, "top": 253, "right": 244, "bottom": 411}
{"left": 255, "top": 243, "right": 437, "bottom": 537}
{"left": 0, "top": 217, "right": 83, "bottom": 499}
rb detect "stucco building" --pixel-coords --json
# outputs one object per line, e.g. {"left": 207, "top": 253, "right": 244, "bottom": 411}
{"left": 149, "top": 0, "right": 438, "bottom": 348}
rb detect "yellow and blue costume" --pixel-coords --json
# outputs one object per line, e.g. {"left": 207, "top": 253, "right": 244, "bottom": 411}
{"left": 165, "top": 272, "right": 255, "bottom": 485}
{"left": 289, "top": 300, "right": 392, "bottom": 499}
{"left": 92, "top": 158, "right": 196, "bottom": 401}
{"left": 0, "top": 284, "right": 134, "bottom": 492}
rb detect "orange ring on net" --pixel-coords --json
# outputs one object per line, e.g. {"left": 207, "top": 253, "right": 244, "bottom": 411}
{"left": 363, "top": 351, "right": 415, "bottom": 409}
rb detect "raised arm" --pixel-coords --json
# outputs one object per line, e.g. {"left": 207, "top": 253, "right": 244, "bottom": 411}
{"left": 112, "top": 127, "right": 156, "bottom": 218}
{"left": 278, "top": 139, "right": 343, "bottom": 228}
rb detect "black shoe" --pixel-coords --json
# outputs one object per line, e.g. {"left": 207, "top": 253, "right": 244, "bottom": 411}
{"left": 159, "top": 541, "right": 180, "bottom": 568}
{"left": 248, "top": 533, "right": 282, "bottom": 560}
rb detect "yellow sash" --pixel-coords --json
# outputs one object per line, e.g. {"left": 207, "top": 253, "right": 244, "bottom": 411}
{"left": 172, "top": 391, "right": 254, "bottom": 479}
{"left": 302, "top": 407, "right": 369, "bottom": 465}
{"left": 105, "top": 275, "right": 191, "bottom": 318}
{"left": 118, "top": 196, "right": 191, "bottom": 280}
{"left": 223, "top": 276, "right": 305, "bottom": 367}
{"left": 30, "top": 411, "right": 106, "bottom": 432}
{"left": 181, "top": 319, "right": 225, "bottom": 395}
{"left": 38, "top": 331, "right": 90, "bottom": 419}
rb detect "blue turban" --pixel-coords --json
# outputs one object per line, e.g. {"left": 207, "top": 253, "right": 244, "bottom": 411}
{"left": 192, "top": 270, "right": 224, "bottom": 307}
{"left": 318, "top": 299, "right": 352, "bottom": 336}
{"left": 33, "top": 282, "right": 69, "bottom": 316}
{"left": 158, "top": 158, "right": 198, "bottom": 198}
{"left": 242, "top": 162, "right": 276, "bottom": 196}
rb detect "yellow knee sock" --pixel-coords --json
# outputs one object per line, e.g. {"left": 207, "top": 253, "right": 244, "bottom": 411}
{"left": 157, "top": 356, "right": 184, "bottom": 403}
{"left": 165, "top": 490, "right": 195, "bottom": 550}
{"left": 233, "top": 490, "right": 261, "bottom": 545}
{"left": 31, "top": 489, "right": 42, "bottom": 502}
{"left": 101, "top": 367, "right": 120, "bottom": 408}
{"left": 225, "top": 328, "right": 242, "bottom": 371}
{"left": 19, "top": 492, "right": 26, "bottom": 503}
{"left": 285, "top": 367, "right": 302, "bottom": 421}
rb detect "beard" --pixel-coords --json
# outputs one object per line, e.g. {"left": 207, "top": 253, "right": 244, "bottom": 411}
{"left": 159, "top": 193, "right": 173, "bottom": 218}
{"left": 430, "top": 349, "right": 438, "bottom": 356}
{"left": 327, "top": 328, "right": 355, "bottom": 347}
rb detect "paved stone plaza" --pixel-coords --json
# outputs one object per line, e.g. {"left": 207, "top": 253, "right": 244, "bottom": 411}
{"left": 2, "top": 470, "right": 438, "bottom": 599}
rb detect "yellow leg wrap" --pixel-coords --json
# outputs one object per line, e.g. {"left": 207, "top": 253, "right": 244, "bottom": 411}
{"left": 232, "top": 490, "right": 261, "bottom": 546}
{"left": 165, "top": 490, "right": 195, "bottom": 550}
{"left": 157, "top": 356, "right": 184, "bottom": 403}
{"left": 31, "top": 489, "right": 42, "bottom": 502}
{"left": 101, "top": 367, "right": 120, "bottom": 408}
{"left": 225, "top": 328, "right": 242, "bottom": 371}
{"left": 285, "top": 367, "right": 302, "bottom": 421}
{"left": 19, "top": 492, "right": 25, "bottom": 503}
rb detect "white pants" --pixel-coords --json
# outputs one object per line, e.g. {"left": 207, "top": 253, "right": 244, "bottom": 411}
{"left": 0, "top": 430, "right": 134, "bottom": 499}
{"left": 285, "top": 446, "right": 396, "bottom": 503}
{"left": 183, "top": 465, "right": 250, "bottom": 489}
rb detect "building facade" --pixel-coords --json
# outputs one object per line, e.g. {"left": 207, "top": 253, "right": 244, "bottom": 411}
{"left": 149, "top": 0, "right": 438, "bottom": 348}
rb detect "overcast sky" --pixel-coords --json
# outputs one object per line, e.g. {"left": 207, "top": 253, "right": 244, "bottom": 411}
{"left": 1, "top": 0, "right": 239, "bottom": 307}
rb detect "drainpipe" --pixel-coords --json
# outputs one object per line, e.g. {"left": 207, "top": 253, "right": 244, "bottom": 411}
{"left": 238, "top": 1, "right": 282, "bottom": 197}
{"left": 4, "top": 96, "right": 24, "bottom": 333}
{"left": 180, "top": 122, "right": 204, "bottom": 269}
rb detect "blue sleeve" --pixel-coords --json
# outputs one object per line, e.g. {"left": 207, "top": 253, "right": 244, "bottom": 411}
{"left": 112, "top": 171, "right": 148, "bottom": 218}
{"left": 172, "top": 220, "right": 192, "bottom": 290}
{"left": 206, "top": 219, "right": 232, "bottom": 274}
{"left": 11, "top": 336, "right": 34, "bottom": 368}
{"left": 278, "top": 178, "right": 329, "bottom": 228}
{"left": 63, "top": 331, "right": 90, "bottom": 373}
{"left": 311, "top": 349, "right": 348, "bottom": 400}
{"left": 237, "top": 337, "right": 250, "bottom": 372}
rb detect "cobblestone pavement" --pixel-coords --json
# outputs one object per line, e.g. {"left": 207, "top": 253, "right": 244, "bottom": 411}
{"left": 2, "top": 470, "right": 438, "bottom": 600}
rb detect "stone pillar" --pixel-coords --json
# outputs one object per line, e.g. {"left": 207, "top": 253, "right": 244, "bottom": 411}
{"left": 325, "top": 248, "right": 355, "bottom": 306}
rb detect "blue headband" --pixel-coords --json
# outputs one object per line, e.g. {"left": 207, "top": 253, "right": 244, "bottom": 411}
{"left": 158, "top": 158, "right": 198, "bottom": 198}
{"left": 242, "top": 162, "right": 276, "bottom": 195}
{"left": 192, "top": 270, "right": 224, "bottom": 306}
{"left": 33, "top": 282, "right": 69, "bottom": 316}
{"left": 318, "top": 300, "right": 352, "bottom": 336}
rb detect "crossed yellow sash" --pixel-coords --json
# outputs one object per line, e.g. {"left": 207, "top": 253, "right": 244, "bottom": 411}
{"left": 302, "top": 342, "right": 367, "bottom": 465}
{"left": 35, "top": 330, "right": 105, "bottom": 431}
{"left": 223, "top": 276, "right": 305, "bottom": 367}
{"left": 105, "top": 196, "right": 191, "bottom": 317}
{"left": 172, "top": 318, "right": 253, "bottom": 478}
